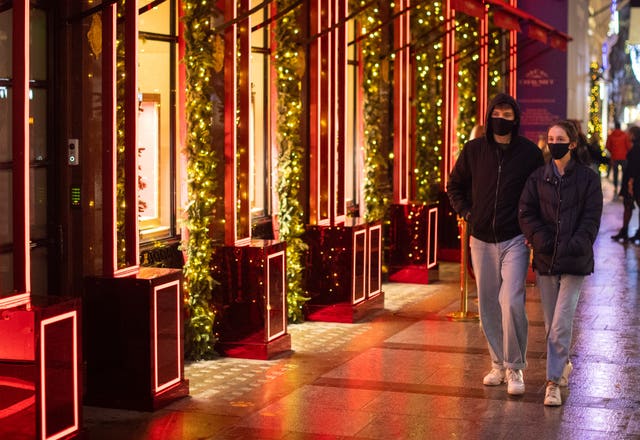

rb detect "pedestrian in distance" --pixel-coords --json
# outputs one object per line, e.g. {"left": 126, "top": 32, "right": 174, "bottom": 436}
{"left": 606, "top": 120, "right": 631, "bottom": 196}
{"left": 611, "top": 125, "right": 640, "bottom": 242}
{"left": 586, "top": 131, "right": 609, "bottom": 173}
{"left": 447, "top": 93, "right": 544, "bottom": 396}
{"left": 518, "top": 120, "right": 603, "bottom": 406}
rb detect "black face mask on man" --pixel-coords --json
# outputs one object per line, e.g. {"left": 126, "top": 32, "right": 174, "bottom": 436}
{"left": 548, "top": 142, "right": 571, "bottom": 160}
{"left": 490, "top": 117, "right": 515, "bottom": 136}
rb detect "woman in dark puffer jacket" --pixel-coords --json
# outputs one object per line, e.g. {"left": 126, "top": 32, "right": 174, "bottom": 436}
{"left": 518, "top": 120, "right": 603, "bottom": 407}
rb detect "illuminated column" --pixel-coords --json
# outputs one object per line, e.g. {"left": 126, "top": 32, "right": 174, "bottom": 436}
{"left": 87, "top": 0, "right": 187, "bottom": 411}
{"left": 393, "top": 0, "right": 411, "bottom": 204}
{"left": 101, "top": 0, "right": 139, "bottom": 277}
{"left": 124, "top": 0, "right": 140, "bottom": 270}
{"left": 209, "top": 1, "right": 290, "bottom": 358}
{"left": 223, "top": 0, "right": 237, "bottom": 244}
{"left": 479, "top": 8, "right": 489, "bottom": 120}
{"left": 309, "top": 0, "right": 323, "bottom": 224}
{"left": 309, "top": 0, "right": 347, "bottom": 225}
{"left": 12, "top": 0, "right": 29, "bottom": 292}
{"left": 320, "top": 0, "right": 331, "bottom": 224}
{"left": 442, "top": 0, "right": 456, "bottom": 189}
{"left": 102, "top": 3, "right": 118, "bottom": 276}
{"left": 222, "top": 0, "right": 251, "bottom": 245}
{"left": 236, "top": 0, "right": 251, "bottom": 243}
{"left": 334, "top": 0, "right": 347, "bottom": 222}
{"left": 509, "top": 0, "right": 518, "bottom": 97}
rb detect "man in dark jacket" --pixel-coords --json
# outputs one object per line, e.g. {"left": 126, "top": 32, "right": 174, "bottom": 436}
{"left": 447, "top": 93, "right": 544, "bottom": 396}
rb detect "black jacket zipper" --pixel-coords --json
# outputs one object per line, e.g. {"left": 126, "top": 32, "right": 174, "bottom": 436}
{"left": 548, "top": 176, "right": 562, "bottom": 274}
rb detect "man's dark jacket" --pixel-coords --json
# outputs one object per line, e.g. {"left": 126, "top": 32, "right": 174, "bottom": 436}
{"left": 447, "top": 93, "right": 544, "bottom": 243}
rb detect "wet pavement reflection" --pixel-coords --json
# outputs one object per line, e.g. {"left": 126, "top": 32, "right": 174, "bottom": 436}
{"left": 82, "top": 178, "right": 640, "bottom": 439}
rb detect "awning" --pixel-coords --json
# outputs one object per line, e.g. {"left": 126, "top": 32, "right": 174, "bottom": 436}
{"left": 484, "top": 0, "right": 572, "bottom": 51}
{"left": 493, "top": 9, "right": 521, "bottom": 32}
{"left": 452, "top": 0, "right": 485, "bottom": 19}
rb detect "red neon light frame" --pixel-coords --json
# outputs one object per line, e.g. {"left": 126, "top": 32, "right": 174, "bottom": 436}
{"left": 39, "top": 311, "right": 79, "bottom": 440}
{"left": 368, "top": 223, "right": 382, "bottom": 297}
{"left": 308, "top": 0, "right": 347, "bottom": 226}
{"left": 152, "top": 280, "right": 182, "bottom": 393}
{"left": 0, "top": 293, "right": 31, "bottom": 309}
{"left": 352, "top": 229, "right": 367, "bottom": 305}
{"left": 392, "top": 0, "right": 411, "bottom": 203}
{"left": 12, "top": 0, "right": 30, "bottom": 293}
{"left": 267, "top": 250, "right": 286, "bottom": 341}
{"left": 442, "top": 0, "right": 456, "bottom": 189}
{"left": 102, "top": 1, "right": 140, "bottom": 276}
{"left": 427, "top": 206, "right": 438, "bottom": 269}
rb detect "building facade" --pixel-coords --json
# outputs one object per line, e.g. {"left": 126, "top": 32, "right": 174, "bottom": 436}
{"left": 2, "top": 0, "right": 576, "bottom": 352}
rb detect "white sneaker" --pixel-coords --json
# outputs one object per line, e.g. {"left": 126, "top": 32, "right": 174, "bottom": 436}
{"left": 483, "top": 368, "right": 506, "bottom": 386}
{"left": 506, "top": 368, "right": 525, "bottom": 395}
{"left": 544, "top": 381, "right": 562, "bottom": 406}
{"left": 558, "top": 361, "right": 573, "bottom": 387}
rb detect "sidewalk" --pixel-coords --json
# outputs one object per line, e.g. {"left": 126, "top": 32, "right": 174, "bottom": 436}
{"left": 83, "top": 177, "right": 640, "bottom": 439}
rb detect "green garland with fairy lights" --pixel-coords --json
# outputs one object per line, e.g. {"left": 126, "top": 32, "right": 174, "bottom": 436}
{"left": 412, "top": 2, "right": 443, "bottom": 203}
{"left": 588, "top": 61, "right": 606, "bottom": 172}
{"left": 487, "top": 15, "right": 506, "bottom": 98}
{"left": 455, "top": 15, "right": 479, "bottom": 148}
{"left": 181, "top": 0, "right": 219, "bottom": 360}
{"left": 274, "top": 0, "right": 310, "bottom": 323}
{"left": 350, "top": 0, "right": 392, "bottom": 221}
{"left": 588, "top": 61, "right": 603, "bottom": 141}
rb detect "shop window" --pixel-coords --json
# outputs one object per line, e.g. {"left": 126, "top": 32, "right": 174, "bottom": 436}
{"left": 138, "top": 94, "right": 161, "bottom": 229}
{"left": 0, "top": 4, "right": 49, "bottom": 295}
{"left": 250, "top": 1, "right": 272, "bottom": 222}
{"left": 249, "top": 0, "right": 277, "bottom": 238}
{"left": 138, "top": 0, "right": 178, "bottom": 242}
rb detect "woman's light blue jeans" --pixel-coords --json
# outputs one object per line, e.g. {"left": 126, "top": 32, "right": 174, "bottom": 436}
{"left": 470, "top": 234, "right": 530, "bottom": 370}
{"left": 536, "top": 273, "right": 584, "bottom": 383}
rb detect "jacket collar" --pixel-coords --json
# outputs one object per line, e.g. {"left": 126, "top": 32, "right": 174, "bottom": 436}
{"left": 543, "top": 158, "right": 576, "bottom": 182}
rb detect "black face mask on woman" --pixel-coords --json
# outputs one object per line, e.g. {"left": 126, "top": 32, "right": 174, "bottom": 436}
{"left": 548, "top": 142, "right": 571, "bottom": 160}
{"left": 490, "top": 117, "right": 515, "bottom": 136}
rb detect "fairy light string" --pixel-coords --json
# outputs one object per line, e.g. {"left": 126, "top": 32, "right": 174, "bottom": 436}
{"left": 182, "top": 0, "right": 219, "bottom": 360}
{"left": 412, "top": 1, "right": 443, "bottom": 203}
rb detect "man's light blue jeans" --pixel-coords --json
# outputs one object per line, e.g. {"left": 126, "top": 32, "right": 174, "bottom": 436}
{"left": 470, "top": 234, "right": 530, "bottom": 370}
{"left": 536, "top": 273, "right": 584, "bottom": 383}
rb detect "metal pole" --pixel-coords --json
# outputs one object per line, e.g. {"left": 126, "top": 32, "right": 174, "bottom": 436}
{"left": 447, "top": 216, "right": 479, "bottom": 322}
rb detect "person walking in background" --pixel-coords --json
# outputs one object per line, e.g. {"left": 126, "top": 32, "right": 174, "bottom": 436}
{"left": 518, "top": 120, "right": 603, "bottom": 406}
{"left": 447, "top": 93, "right": 544, "bottom": 396}
{"left": 586, "top": 131, "right": 608, "bottom": 173}
{"left": 611, "top": 125, "right": 640, "bottom": 242}
{"left": 606, "top": 120, "right": 631, "bottom": 196}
